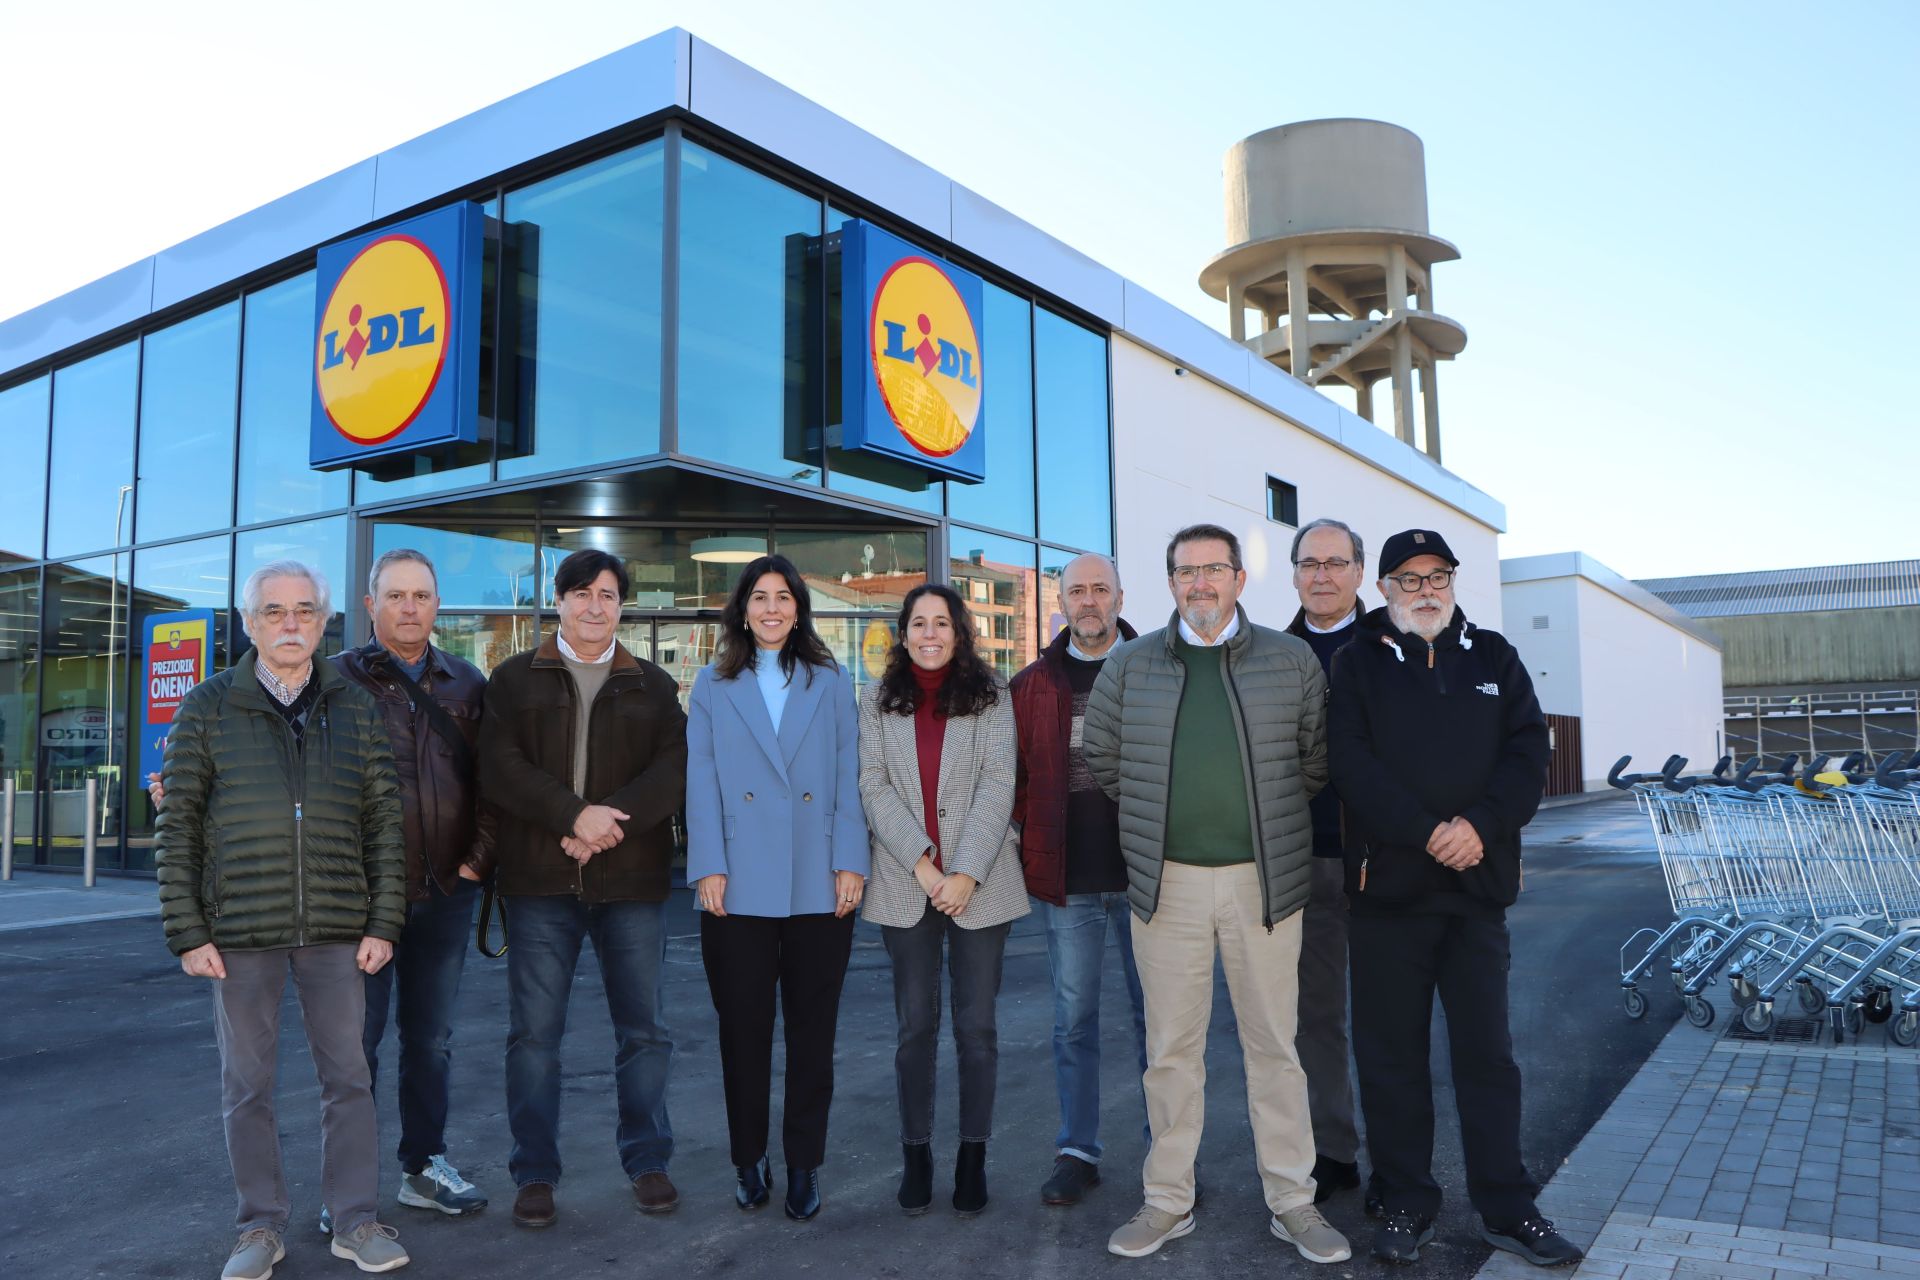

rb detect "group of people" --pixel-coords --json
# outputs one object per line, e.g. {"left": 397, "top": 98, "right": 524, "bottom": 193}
{"left": 154, "top": 518, "right": 1584, "bottom": 1278}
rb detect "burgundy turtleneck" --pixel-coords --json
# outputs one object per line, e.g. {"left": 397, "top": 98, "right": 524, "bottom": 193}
{"left": 911, "top": 663, "right": 949, "bottom": 870}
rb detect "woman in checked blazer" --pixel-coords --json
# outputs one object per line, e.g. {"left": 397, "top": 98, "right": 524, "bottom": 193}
{"left": 860, "top": 582, "right": 1028, "bottom": 1220}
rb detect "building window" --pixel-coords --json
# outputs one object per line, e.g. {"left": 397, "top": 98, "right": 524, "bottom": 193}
{"left": 944, "top": 284, "right": 1035, "bottom": 536}
{"left": 236, "top": 273, "right": 351, "bottom": 526}
{"left": 949, "top": 527, "right": 1038, "bottom": 678}
{"left": 0, "top": 376, "right": 50, "bottom": 564}
{"left": 1267, "top": 476, "right": 1298, "bottom": 527}
{"left": 1033, "top": 309, "right": 1111, "bottom": 554}
{"left": 136, "top": 303, "right": 240, "bottom": 543}
{"left": 46, "top": 342, "right": 139, "bottom": 559}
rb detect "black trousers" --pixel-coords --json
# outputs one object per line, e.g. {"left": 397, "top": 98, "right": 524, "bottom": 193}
{"left": 881, "top": 909, "right": 1013, "bottom": 1145}
{"left": 1348, "top": 910, "right": 1537, "bottom": 1224}
{"left": 700, "top": 911, "right": 856, "bottom": 1169}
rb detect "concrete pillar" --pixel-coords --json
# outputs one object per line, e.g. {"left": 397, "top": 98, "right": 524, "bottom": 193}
{"left": 1385, "top": 244, "right": 1414, "bottom": 443}
{"left": 1420, "top": 362, "right": 1441, "bottom": 462}
{"left": 1356, "top": 379, "right": 1374, "bottom": 424}
{"left": 1286, "top": 247, "right": 1310, "bottom": 380}
{"left": 1227, "top": 277, "right": 1246, "bottom": 342}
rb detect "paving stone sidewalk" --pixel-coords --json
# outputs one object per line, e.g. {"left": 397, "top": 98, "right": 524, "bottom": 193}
{"left": 0, "top": 869, "right": 158, "bottom": 932}
{"left": 1477, "top": 1018, "right": 1920, "bottom": 1279}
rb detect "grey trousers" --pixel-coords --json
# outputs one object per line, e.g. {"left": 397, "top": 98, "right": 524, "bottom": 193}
{"left": 1295, "top": 857, "right": 1359, "bottom": 1164}
{"left": 212, "top": 943, "right": 381, "bottom": 1235}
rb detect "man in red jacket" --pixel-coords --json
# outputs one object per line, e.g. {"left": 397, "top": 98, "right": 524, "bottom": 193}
{"left": 1012, "top": 552, "right": 1141, "bottom": 1208}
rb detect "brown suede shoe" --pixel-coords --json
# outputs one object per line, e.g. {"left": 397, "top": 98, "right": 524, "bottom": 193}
{"left": 632, "top": 1171, "right": 679, "bottom": 1214}
{"left": 513, "top": 1182, "right": 556, "bottom": 1229}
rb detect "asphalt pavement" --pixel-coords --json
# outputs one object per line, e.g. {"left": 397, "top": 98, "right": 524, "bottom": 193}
{"left": 0, "top": 793, "right": 1675, "bottom": 1278}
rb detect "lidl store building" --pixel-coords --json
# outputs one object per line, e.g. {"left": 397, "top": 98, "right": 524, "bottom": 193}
{"left": 0, "top": 31, "right": 1511, "bottom": 876}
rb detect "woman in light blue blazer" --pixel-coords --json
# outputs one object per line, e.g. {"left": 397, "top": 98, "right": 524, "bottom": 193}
{"left": 686, "top": 554, "right": 869, "bottom": 1223}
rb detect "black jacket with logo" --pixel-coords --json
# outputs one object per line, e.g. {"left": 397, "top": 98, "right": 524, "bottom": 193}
{"left": 1328, "top": 606, "right": 1548, "bottom": 914}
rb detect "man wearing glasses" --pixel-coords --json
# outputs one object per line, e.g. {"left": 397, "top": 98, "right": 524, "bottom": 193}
{"left": 1327, "top": 529, "right": 1578, "bottom": 1268}
{"left": 1281, "top": 518, "right": 1368, "bottom": 1205}
{"left": 156, "top": 562, "right": 412, "bottom": 1277}
{"left": 1085, "top": 523, "right": 1350, "bottom": 1266}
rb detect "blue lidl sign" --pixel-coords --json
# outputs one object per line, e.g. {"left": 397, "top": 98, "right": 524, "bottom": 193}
{"left": 309, "top": 202, "right": 485, "bottom": 470}
{"left": 840, "top": 221, "right": 987, "bottom": 483}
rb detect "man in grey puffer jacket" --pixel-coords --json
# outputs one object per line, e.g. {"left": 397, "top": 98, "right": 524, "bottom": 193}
{"left": 1083, "top": 523, "right": 1347, "bottom": 1267}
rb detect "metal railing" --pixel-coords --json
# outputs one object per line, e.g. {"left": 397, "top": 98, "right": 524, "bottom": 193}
{"left": 1725, "top": 689, "right": 1920, "bottom": 767}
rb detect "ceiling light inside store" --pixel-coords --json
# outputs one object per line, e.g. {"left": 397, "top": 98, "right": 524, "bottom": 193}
{"left": 689, "top": 537, "right": 768, "bottom": 564}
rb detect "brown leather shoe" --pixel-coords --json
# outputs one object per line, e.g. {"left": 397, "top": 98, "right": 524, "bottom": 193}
{"left": 632, "top": 1171, "right": 679, "bottom": 1214}
{"left": 513, "top": 1182, "right": 556, "bottom": 1229}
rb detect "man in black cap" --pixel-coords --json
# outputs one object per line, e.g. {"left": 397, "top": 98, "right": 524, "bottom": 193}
{"left": 1327, "top": 529, "right": 1579, "bottom": 1269}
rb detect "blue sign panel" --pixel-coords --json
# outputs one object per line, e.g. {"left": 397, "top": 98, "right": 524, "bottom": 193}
{"left": 309, "top": 202, "right": 485, "bottom": 470}
{"left": 139, "top": 609, "right": 217, "bottom": 784}
{"left": 840, "top": 220, "right": 987, "bottom": 483}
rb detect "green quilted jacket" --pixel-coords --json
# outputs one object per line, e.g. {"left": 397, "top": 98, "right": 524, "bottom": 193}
{"left": 155, "top": 650, "right": 406, "bottom": 956}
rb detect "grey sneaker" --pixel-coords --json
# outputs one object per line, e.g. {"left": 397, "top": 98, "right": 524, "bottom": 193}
{"left": 1272, "top": 1203, "right": 1354, "bottom": 1263}
{"left": 398, "top": 1155, "right": 488, "bottom": 1216}
{"left": 329, "top": 1220, "right": 410, "bottom": 1273}
{"left": 222, "top": 1229, "right": 285, "bottom": 1280}
{"left": 1107, "top": 1204, "right": 1196, "bottom": 1257}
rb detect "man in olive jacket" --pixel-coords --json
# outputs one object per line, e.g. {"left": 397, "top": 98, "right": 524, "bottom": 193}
{"left": 477, "top": 549, "right": 689, "bottom": 1229}
{"left": 1083, "top": 524, "right": 1349, "bottom": 1267}
{"left": 156, "top": 561, "right": 408, "bottom": 1279}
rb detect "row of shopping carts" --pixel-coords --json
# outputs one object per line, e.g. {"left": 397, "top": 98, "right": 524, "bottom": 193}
{"left": 1610, "top": 748, "right": 1920, "bottom": 1047}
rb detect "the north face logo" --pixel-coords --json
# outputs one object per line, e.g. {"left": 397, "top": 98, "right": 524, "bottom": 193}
{"left": 1476, "top": 682, "right": 1499, "bottom": 696}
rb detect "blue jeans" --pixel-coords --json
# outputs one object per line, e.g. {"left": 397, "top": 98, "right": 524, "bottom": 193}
{"left": 505, "top": 896, "right": 673, "bottom": 1187}
{"left": 1039, "top": 892, "right": 1148, "bottom": 1164}
{"left": 362, "top": 877, "right": 478, "bottom": 1173}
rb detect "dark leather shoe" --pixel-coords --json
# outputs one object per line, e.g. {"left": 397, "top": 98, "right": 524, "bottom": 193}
{"left": 1364, "top": 1172, "right": 1386, "bottom": 1219}
{"left": 512, "top": 1182, "right": 556, "bottom": 1229}
{"left": 1040, "top": 1154, "right": 1100, "bottom": 1206}
{"left": 1482, "top": 1215, "right": 1584, "bottom": 1266}
{"left": 1312, "top": 1156, "right": 1361, "bottom": 1204}
{"left": 784, "top": 1167, "right": 821, "bottom": 1221}
{"left": 1373, "top": 1209, "right": 1435, "bottom": 1265}
{"left": 735, "top": 1157, "right": 771, "bottom": 1211}
{"left": 898, "top": 1144, "right": 933, "bottom": 1215}
{"left": 953, "top": 1140, "right": 988, "bottom": 1216}
{"left": 632, "top": 1171, "right": 679, "bottom": 1214}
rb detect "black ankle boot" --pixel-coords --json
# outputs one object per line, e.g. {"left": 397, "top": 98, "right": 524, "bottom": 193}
{"left": 784, "top": 1166, "right": 821, "bottom": 1221}
{"left": 953, "top": 1140, "right": 988, "bottom": 1216}
{"left": 898, "top": 1143, "right": 933, "bottom": 1215}
{"left": 734, "top": 1156, "right": 771, "bottom": 1210}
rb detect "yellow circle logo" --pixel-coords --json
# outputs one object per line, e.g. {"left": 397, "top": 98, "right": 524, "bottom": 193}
{"left": 869, "top": 258, "right": 982, "bottom": 458}
{"left": 861, "top": 619, "right": 893, "bottom": 679}
{"left": 315, "top": 234, "right": 450, "bottom": 445}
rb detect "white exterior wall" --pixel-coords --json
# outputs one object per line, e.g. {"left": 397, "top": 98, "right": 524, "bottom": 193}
{"left": 1500, "top": 578, "right": 1584, "bottom": 717}
{"left": 1572, "top": 578, "right": 1723, "bottom": 787}
{"left": 1109, "top": 336, "right": 1501, "bottom": 628}
{"left": 1502, "top": 569, "right": 1725, "bottom": 790}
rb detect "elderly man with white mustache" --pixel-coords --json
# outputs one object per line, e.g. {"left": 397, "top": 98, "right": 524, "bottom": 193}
{"left": 1325, "top": 529, "right": 1578, "bottom": 1269}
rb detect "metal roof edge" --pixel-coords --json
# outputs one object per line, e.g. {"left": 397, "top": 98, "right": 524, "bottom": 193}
{"left": 1502, "top": 551, "right": 1722, "bottom": 649}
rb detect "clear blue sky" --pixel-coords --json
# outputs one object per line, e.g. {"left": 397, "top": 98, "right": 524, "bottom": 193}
{"left": 2, "top": 1, "right": 1912, "bottom": 579}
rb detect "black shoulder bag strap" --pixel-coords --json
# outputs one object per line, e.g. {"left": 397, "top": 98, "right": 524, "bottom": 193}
{"left": 383, "top": 656, "right": 504, "bottom": 956}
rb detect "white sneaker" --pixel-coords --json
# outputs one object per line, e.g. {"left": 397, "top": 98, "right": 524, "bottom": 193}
{"left": 1108, "top": 1204, "right": 1197, "bottom": 1257}
{"left": 1272, "top": 1203, "right": 1354, "bottom": 1264}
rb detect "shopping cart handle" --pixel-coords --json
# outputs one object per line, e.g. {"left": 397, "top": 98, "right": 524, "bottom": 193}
{"left": 1800, "top": 757, "right": 1835, "bottom": 792}
{"left": 1732, "top": 756, "right": 1765, "bottom": 790}
{"left": 1874, "top": 753, "right": 1913, "bottom": 789}
{"left": 1660, "top": 756, "right": 1697, "bottom": 793}
{"left": 1711, "top": 756, "right": 1733, "bottom": 780}
{"left": 1607, "top": 756, "right": 1649, "bottom": 789}
{"left": 1774, "top": 753, "right": 1801, "bottom": 780}
{"left": 1839, "top": 751, "right": 1867, "bottom": 774}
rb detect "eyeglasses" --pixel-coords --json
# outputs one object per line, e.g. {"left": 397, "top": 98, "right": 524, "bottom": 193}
{"left": 255, "top": 604, "right": 320, "bottom": 625}
{"left": 1293, "top": 558, "right": 1353, "bottom": 578}
{"left": 1385, "top": 569, "right": 1455, "bottom": 593}
{"left": 1170, "top": 562, "right": 1236, "bottom": 585}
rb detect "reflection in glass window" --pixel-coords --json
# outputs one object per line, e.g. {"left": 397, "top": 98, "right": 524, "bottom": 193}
{"left": 429, "top": 614, "right": 539, "bottom": 677}
{"left": 40, "top": 556, "right": 130, "bottom": 869}
{"left": 370, "top": 523, "right": 538, "bottom": 608}
{"left": 678, "top": 144, "right": 824, "bottom": 484}
{"left": 124, "top": 535, "right": 232, "bottom": 869}
{"left": 0, "top": 570, "right": 40, "bottom": 855}
{"left": 501, "top": 143, "right": 665, "bottom": 479}
{"left": 1034, "top": 311, "right": 1112, "bottom": 553}
{"left": 0, "top": 377, "right": 50, "bottom": 564}
{"left": 137, "top": 304, "right": 240, "bottom": 543}
{"left": 236, "top": 517, "right": 349, "bottom": 655}
{"left": 946, "top": 284, "right": 1034, "bottom": 535}
{"left": 652, "top": 620, "right": 720, "bottom": 709}
{"left": 775, "top": 528, "right": 927, "bottom": 614}
{"left": 46, "top": 343, "right": 139, "bottom": 559}
{"left": 237, "top": 274, "right": 350, "bottom": 526}
{"left": 815, "top": 615, "right": 896, "bottom": 696}
{"left": 541, "top": 525, "right": 770, "bottom": 611}
{"left": 948, "top": 527, "right": 1038, "bottom": 679}
{"left": 821, "top": 206, "right": 941, "bottom": 514}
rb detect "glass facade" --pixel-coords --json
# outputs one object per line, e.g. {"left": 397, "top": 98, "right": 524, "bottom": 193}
{"left": 0, "top": 123, "right": 1111, "bottom": 873}
{"left": 135, "top": 303, "right": 240, "bottom": 544}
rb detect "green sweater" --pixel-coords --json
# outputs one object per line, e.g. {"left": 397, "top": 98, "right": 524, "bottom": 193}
{"left": 1163, "top": 638, "right": 1254, "bottom": 866}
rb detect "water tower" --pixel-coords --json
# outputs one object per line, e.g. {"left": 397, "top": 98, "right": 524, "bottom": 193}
{"left": 1198, "top": 119, "right": 1465, "bottom": 462}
